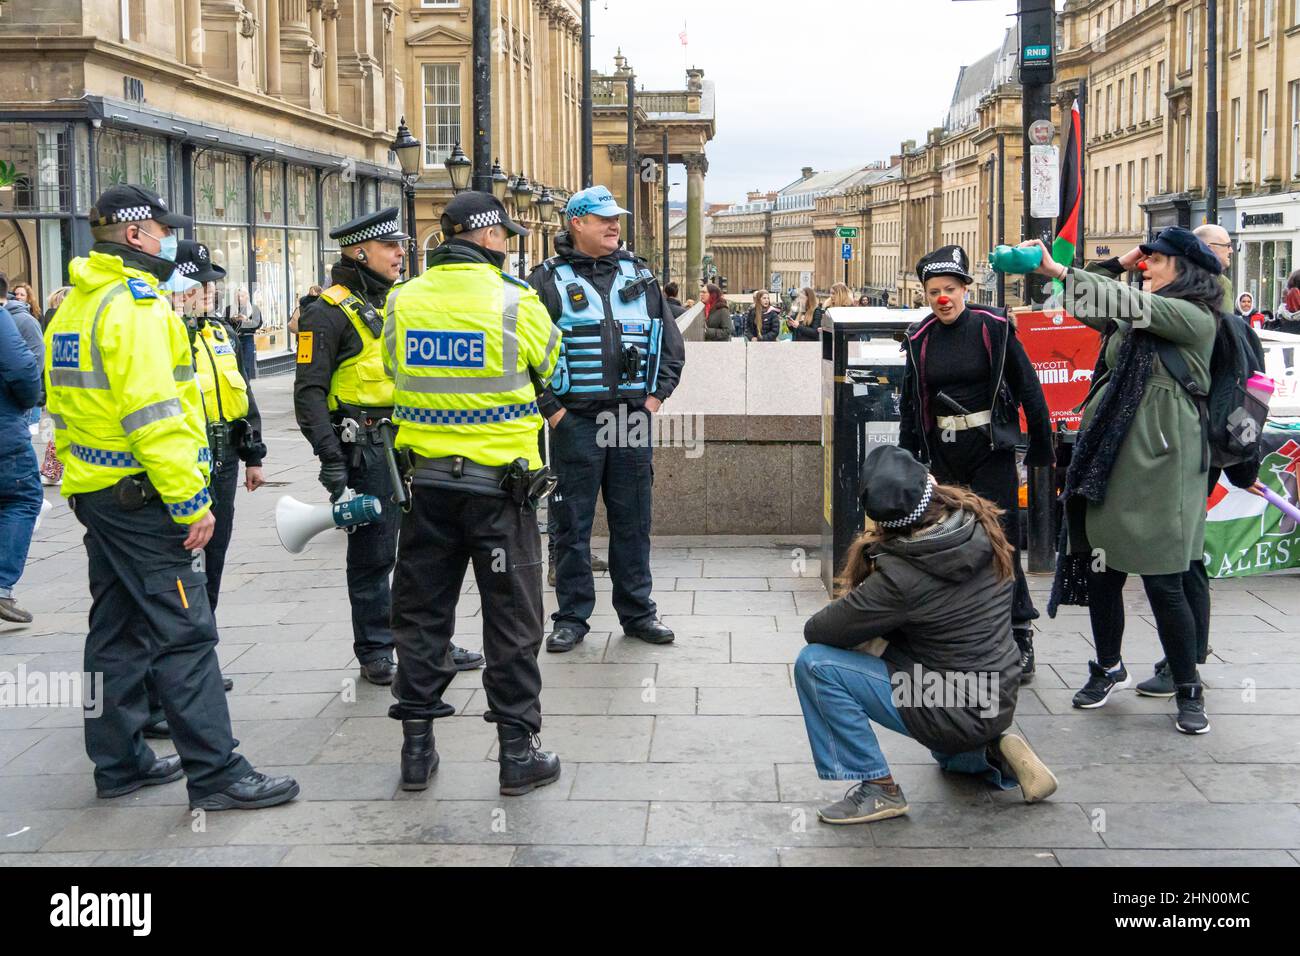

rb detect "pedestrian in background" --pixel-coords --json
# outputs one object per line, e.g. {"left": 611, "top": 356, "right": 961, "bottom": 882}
{"left": 663, "top": 281, "right": 686, "bottom": 319}
{"left": 288, "top": 284, "right": 323, "bottom": 336}
{"left": 12, "top": 283, "right": 41, "bottom": 327}
{"left": 823, "top": 282, "right": 854, "bottom": 329}
{"left": 0, "top": 298, "right": 42, "bottom": 624}
{"left": 1032, "top": 228, "right": 1221, "bottom": 735}
{"left": 702, "top": 283, "right": 732, "bottom": 341}
{"left": 796, "top": 446, "right": 1056, "bottom": 825}
{"left": 857, "top": 292, "right": 871, "bottom": 307}
{"left": 226, "top": 286, "right": 263, "bottom": 379}
{"left": 788, "top": 286, "right": 820, "bottom": 341}
{"left": 1235, "top": 292, "right": 1265, "bottom": 330}
{"left": 745, "top": 289, "right": 781, "bottom": 341}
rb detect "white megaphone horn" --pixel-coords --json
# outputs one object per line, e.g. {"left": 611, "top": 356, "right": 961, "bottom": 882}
{"left": 275, "top": 489, "right": 384, "bottom": 554}
{"left": 34, "top": 498, "right": 53, "bottom": 534}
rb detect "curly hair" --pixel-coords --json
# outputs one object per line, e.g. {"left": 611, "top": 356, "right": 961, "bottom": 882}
{"left": 835, "top": 481, "right": 1016, "bottom": 595}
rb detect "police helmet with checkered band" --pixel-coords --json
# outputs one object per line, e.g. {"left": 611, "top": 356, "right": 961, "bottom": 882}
{"left": 90, "top": 184, "right": 192, "bottom": 230}
{"left": 439, "top": 191, "right": 528, "bottom": 239}
{"left": 175, "top": 240, "right": 227, "bottom": 284}
{"left": 329, "top": 206, "right": 410, "bottom": 247}
{"left": 915, "top": 244, "right": 974, "bottom": 286}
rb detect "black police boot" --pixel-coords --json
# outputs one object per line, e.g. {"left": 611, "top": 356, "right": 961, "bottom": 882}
{"left": 360, "top": 656, "right": 397, "bottom": 686}
{"left": 498, "top": 725, "right": 561, "bottom": 796}
{"left": 450, "top": 644, "right": 486, "bottom": 671}
{"left": 399, "top": 720, "right": 439, "bottom": 791}
{"left": 1013, "top": 625, "right": 1035, "bottom": 683}
{"left": 96, "top": 754, "right": 184, "bottom": 799}
{"left": 546, "top": 625, "right": 584, "bottom": 654}
{"left": 189, "top": 771, "right": 301, "bottom": 810}
{"left": 624, "top": 618, "right": 675, "bottom": 645}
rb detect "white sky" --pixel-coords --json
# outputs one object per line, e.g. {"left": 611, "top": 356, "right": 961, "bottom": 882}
{"left": 590, "top": 0, "right": 1024, "bottom": 206}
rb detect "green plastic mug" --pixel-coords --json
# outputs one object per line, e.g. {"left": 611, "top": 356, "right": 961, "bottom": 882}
{"left": 989, "top": 244, "right": 1044, "bottom": 274}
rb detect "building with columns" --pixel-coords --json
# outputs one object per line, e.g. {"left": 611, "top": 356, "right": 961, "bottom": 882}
{"left": 709, "top": 191, "right": 775, "bottom": 294}
{"left": 400, "top": 0, "right": 585, "bottom": 275}
{"left": 592, "top": 61, "right": 716, "bottom": 287}
{"left": 0, "top": 0, "right": 406, "bottom": 366}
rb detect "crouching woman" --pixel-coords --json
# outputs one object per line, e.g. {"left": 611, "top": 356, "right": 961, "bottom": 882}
{"left": 795, "top": 445, "right": 1057, "bottom": 825}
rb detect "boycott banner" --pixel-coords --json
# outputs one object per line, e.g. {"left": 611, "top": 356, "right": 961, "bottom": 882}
{"left": 1204, "top": 429, "right": 1300, "bottom": 578}
{"left": 1013, "top": 309, "right": 1103, "bottom": 430}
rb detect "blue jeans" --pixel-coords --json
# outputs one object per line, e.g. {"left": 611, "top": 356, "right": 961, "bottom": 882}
{"left": 794, "top": 644, "right": 1017, "bottom": 789}
{"left": 0, "top": 444, "right": 42, "bottom": 596}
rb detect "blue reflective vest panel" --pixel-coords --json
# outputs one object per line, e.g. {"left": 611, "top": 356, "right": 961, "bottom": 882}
{"left": 549, "top": 258, "right": 663, "bottom": 400}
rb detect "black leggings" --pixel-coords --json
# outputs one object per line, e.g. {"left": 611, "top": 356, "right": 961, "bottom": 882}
{"left": 1086, "top": 564, "right": 1206, "bottom": 685}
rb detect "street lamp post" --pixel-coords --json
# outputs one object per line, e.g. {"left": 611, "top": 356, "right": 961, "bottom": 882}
{"left": 490, "top": 159, "right": 508, "bottom": 204}
{"left": 512, "top": 173, "right": 533, "bottom": 278}
{"left": 391, "top": 116, "right": 421, "bottom": 277}
{"left": 536, "top": 186, "right": 555, "bottom": 261}
{"left": 444, "top": 142, "right": 472, "bottom": 194}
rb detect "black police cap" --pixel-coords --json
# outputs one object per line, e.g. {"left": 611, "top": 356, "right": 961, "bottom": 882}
{"left": 174, "top": 240, "right": 227, "bottom": 284}
{"left": 858, "top": 445, "right": 935, "bottom": 529}
{"left": 916, "top": 244, "right": 974, "bottom": 285}
{"left": 329, "top": 206, "right": 409, "bottom": 247}
{"left": 91, "top": 183, "right": 192, "bottom": 230}
{"left": 440, "top": 191, "right": 528, "bottom": 239}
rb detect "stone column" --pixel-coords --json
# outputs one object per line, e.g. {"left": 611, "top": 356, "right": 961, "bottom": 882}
{"left": 184, "top": 0, "right": 204, "bottom": 65}
{"left": 323, "top": 0, "right": 340, "bottom": 117}
{"left": 684, "top": 153, "right": 707, "bottom": 288}
{"left": 266, "top": 0, "right": 282, "bottom": 96}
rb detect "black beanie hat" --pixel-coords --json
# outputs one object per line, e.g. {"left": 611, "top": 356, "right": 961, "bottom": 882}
{"left": 859, "top": 446, "right": 934, "bottom": 529}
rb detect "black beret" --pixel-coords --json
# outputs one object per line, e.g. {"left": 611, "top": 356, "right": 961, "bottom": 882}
{"left": 1139, "top": 226, "right": 1223, "bottom": 275}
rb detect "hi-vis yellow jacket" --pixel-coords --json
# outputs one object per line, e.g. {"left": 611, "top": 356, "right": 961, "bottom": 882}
{"left": 322, "top": 285, "right": 394, "bottom": 410}
{"left": 382, "top": 262, "right": 560, "bottom": 469}
{"left": 192, "top": 319, "right": 250, "bottom": 422}
{"left": 43, "top": 250, "right": 212, "bottom": 524}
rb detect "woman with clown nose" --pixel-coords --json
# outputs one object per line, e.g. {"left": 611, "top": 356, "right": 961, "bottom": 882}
{"left": 897, "top": 245, "right": 1054, "bottom": 681}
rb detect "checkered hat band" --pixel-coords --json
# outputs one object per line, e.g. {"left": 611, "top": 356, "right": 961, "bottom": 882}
{"left": 922, "top": 260, "right": 965, "bottom": 278}
{"left": 105, "top": 205, "right": 154, "bottom": 226}
{"left": 337, "top": 219, "right": 401, "bottom": 246}
{"left": 394, "top": 401, "right": 539, "bottom": 426}
{"left": 457, "top": 210, "right": 503, "bottom": 233}
{"left": 877, "top": 482, "right": 934, "bottom": 529}
{"left": 177, "top": 261, "right": 199, "bottom": 276}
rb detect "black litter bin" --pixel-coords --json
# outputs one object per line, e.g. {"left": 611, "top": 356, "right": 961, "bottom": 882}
{"left": 820, "top": 308, "right": 924, "bottom": 594}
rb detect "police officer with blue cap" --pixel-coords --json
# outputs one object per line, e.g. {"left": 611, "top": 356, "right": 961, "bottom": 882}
{"left": 526, "top": 186, "right": 686, "bottom": 653}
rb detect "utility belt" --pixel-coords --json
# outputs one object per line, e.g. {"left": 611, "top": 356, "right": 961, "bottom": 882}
{"left": 408, "top": 454, "right": 556, "bottom": 509}
{"left": 332, "top": 402, "right": 395, "bottom": 446}
{"left": 207, "top": 418, "right": 255, "bottom": 466}
{"left": 935, "top": 409, "right": 992, "bottom": 432}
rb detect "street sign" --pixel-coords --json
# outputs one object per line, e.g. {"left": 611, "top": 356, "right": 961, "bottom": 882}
{"left": 770, "top": 272, "right": 783, "bottom": 294}
{"left": 1028, "top": 119, "right": 1055, "bottom": 145}
{"left": 1022, "top": 43, "right": 1051, "bottom": 63}
{"left": 837, "top": 227, "right": 858, "bottom": 239}
{"left": 841, "top": 242, "right": 852, "bottom": 260}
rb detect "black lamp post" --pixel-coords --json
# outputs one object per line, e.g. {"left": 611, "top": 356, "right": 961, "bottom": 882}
{"left": 391, "top": 117, "right": 421, "bottom": 277}
{"left": 536, "top": 186, "right": 555, "bottom": 261}
{"left": 512, "top": 172, "right": 533, "bottom": 278}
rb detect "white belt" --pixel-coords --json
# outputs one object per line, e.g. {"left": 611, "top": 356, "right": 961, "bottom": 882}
{"left": 936, "top": 410, "right": 992, "bottom": 431}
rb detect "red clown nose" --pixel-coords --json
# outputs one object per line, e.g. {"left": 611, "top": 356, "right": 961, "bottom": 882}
{"left": 936, "top": 295, "right": 951, "bottom": 306}
{"left": 1136, "top": 261, "right": 1148, "bottom": 271}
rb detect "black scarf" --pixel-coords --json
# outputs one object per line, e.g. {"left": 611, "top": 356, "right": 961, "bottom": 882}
{"left": 1047, "top": 324, "right": 1158, "bottom": 615}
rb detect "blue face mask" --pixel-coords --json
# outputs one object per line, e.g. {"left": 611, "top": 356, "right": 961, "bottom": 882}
{"left": 138, "top": 227, "right": 177, "bottom": 262}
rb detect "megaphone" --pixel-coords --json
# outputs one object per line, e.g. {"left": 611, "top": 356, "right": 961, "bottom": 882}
{"left": 275, "top": 490, "right": 383, "bottom": 554}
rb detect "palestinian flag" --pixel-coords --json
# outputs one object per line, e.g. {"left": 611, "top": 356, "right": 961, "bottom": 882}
{"left": 1204, "top": 436, "right": 1300, "bottom": 577}
{"left": 1051, "top": 99, "right": 1083, "bottom": 291}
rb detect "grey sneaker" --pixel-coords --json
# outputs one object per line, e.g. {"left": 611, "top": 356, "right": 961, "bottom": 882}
{"left": 994, "top": 733, "right": 1059, "bottom": 803}
{"left": 1136, "top": 659, "right": 1176, "bottom": 698}
{"left": 0, "top": 597, "right": 33, "bottom": 624}
{"left": 817, "top": 780, "right": 909, "bottom": 825}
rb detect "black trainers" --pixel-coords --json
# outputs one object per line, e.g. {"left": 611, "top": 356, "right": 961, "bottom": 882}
{"left": 1174, "top": 682, "right": 1211, "bottom": 735}
{"left": 817, "top": 780, "right": 909, "bottom": 824}
{"left": 189, "top": 771, "right": 300, "bottom": 810}
{"left": 450, "top": 644, "right": 485, "bottom": 671}
{"left": 1136, "top": 658, "right": 1176, "bottom": 698}
{"left": 1072, "top": 660, "right": 1130, "bottom": 709}
{"left": 1013, "top": 626, "right": 1035, "bottom": 683}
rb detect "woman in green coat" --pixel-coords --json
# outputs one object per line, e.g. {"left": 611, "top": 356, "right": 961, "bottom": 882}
{"left": 1022, "top": 227, "right": 1224, "bottom": 736}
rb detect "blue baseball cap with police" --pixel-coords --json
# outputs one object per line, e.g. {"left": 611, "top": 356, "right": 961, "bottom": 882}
{"left": 329, "top": 206, "right": 409, "bottom": 247}
{"left": 1139, "top": 226, "right": 1223, "bottom": 276}
{"left": 565, "top": 185, "right": 631, "bottom": 220}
